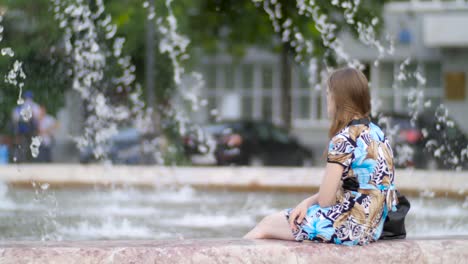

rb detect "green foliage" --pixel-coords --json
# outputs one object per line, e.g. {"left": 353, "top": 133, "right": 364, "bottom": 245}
{"left": 0, "top": 0, "right": 67, "bottom": 134}
{"left": 185, "top": 0, "right": 387, "bottom": 64}
{"left": 104, "top": 0, "right": 147, "bottom": 86}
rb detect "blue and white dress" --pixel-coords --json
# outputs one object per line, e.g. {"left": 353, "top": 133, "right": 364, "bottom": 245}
{"left": 285, "top": 120, "right": 397, "bottom": 246}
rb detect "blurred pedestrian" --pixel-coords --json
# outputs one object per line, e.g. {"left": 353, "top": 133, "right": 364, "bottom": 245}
{"left": 0, "top": 136, "right": 10, "bottom": 165}
{"left": 37, "top": 106, "right": 58, "bottom": 162}
{"left": 11, "top": 91, "right": 40, "bottom": 162}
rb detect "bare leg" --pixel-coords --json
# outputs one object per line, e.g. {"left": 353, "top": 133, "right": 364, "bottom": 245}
{"left": 243, "top": 211, "right": 295, "bottom": 240}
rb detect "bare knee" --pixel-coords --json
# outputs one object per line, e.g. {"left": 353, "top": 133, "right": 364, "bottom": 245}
{"left": 243, "top": 229, "right": 267, "bottom": 239}
{"left": 243, "top": 219, "right": 270, "bottom": 239}
{"left": 244, "top": 212, "right": 284, "bottom": 239}
{"left": 260, "top": 211, "right": 283, "bottom": 225}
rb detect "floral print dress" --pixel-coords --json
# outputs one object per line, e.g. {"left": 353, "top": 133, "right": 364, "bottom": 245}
{"left": 285, "top": 120, "right": 397, "bottom": 246}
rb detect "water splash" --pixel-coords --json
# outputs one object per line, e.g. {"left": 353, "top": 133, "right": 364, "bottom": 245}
{"left": 51, "top": 0, "right": 159, "bottom": 162}
{"left": 4, "top": 60, "right": 27, "bottom": 106}
{"left": 0, "top": 15, "right": 35, "bottom": 166}
{"left": 143, "top": 0, "right": 212, "bottom": 155}
{"left": 28, "top": 180, "right": 61, "bottom": 241}
{"left": 57, "top": 218, "right": 155, "bottom": 239}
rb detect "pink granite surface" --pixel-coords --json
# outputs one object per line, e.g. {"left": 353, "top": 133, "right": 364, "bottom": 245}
{"left": 1, "top": 237, "right": 468, "bottom": 264}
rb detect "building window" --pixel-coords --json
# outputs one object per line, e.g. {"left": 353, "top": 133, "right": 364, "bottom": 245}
{"left": 242, "top": 97, "right": 253, "bottom": 119}
{"left": 379, "top": 62, "right": 394, "bottom": 89}
{"left": 205, "top": 64, "right": 217, "bottom": 90}
{"left": 379, "top": 96, "right": 395, "bottom": 112}
{"left": 316, "top": 93, "right": 323, "bottom": 120}
{"left": 298, "top": 67, "right": 310, "bottom": 89}
{"left": 401, "top": 63, "right": 418, "bottom": 88}
{"left": 298, "top": 96, "right": 310, "bottom": 119}
{"left": 242, "top": 64, "right": 254, "bottom": 90}
{"left": 444, "top": 72, "right": 466, "bottom": 101}
{"left": 262, "top": 96, "right": 273, "bottom": 121}
{"left": 425, "top": 62, "right": 442, "bottom": 88}
{"left": 262, "top": 65, "right": 273, "bottom": 89}
{"left": 224, "top": 64, "right": 234, "bottom": 90}
{"left": 207, "top": 96, "right": 217, "bottom": 122}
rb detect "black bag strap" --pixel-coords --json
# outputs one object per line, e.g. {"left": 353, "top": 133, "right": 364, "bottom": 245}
{"left": 348, "top": 118, "right": 370, "bottom": 126}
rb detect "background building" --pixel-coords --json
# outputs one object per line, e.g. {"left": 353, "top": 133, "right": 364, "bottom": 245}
{"left": 195, "top": 0, "right": 468, "bottom": 162}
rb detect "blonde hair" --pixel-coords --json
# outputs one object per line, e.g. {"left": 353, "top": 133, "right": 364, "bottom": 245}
{"left": 327, "top": 67, "right": 371, "bottom": 138}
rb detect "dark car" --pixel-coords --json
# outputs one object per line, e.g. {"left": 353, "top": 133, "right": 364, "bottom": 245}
{"left": 79, "top": 127, "right": 156, "bottom": 165}
{"left": 373, "top": 111, "right": 468, "bottom": 170}
{"left": 206, "top": 120, "right": 313, "bottom": 167}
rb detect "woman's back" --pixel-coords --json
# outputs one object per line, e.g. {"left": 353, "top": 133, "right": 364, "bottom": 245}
{"left": 327, "top": 119, "right": 397, "bottom": 245}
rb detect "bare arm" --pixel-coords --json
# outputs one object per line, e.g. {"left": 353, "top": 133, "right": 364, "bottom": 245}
{"left": 303, "top": 193, "right": 319, "bottom": 207}
{"left": 317, "top": 163, "right": 343, "bottom": 207}
{"left": 288, "top": 164, "right": 343, "bottom": 230}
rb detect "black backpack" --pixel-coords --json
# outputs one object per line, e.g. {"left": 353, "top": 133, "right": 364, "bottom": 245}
{"left": 380, "top": 191, "right": 411, "bottom": 240}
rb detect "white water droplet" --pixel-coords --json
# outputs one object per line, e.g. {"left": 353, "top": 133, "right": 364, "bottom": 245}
{"left": 30, "top": 136, "right": 42, "bottom": 158}
{"left": 1, "top": 48, "right": 14, "bottom": 57}
{"left": 198, "top": 145, "right": 208, "bottom": 153}
{"left": 20, "top": 105, "right": 32, "bottom": 121}
{"left": 148, "top": 11, "right": 155, "bottom": 20}
{"left": 397, "top": 72, "right": 406, "bottom": 81}
{"left": 422, "top": 128, "right": 428, "bottom": 138}
{"left": 40, "top": 183, "right": 50, "bottom": 190}
{"left": 210, "top": 109, "right": 218, "bottom": 116}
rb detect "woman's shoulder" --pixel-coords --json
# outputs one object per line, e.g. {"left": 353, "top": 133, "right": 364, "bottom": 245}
{"left": 331, "top": 124, "right": 368, "bottom": 144}
{"left": 329, "top": 127, "right": 356, "bottom": 149}
{"left": 330, "top": 127, "right": 351, "bottom": 142}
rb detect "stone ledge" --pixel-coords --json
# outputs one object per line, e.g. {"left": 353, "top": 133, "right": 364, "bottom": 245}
{"left": 1, "top": 164, "right": 467, "bottom": 198}
{"left": 1, "top": 237, "right": 468, "bottom": 263}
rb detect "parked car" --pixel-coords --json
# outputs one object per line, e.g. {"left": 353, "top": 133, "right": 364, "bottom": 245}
{"left": 79, "top": 127, "right": 156, "bottom": 165}
{"left": 182, "top": 125, "right": 218, "bottom": 165}
{"left": 200, "top": 120, "right": 314, "bottom": 167}
{"left": 372, "top": 111, "right": 468, "bottom": 170}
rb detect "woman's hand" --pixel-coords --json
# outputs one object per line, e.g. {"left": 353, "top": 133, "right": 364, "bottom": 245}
{"left": 288, "top": 194, "right": 317, "bottom": 231}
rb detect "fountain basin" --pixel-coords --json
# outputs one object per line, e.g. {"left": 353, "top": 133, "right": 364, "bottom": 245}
{"left": 1, "top": 164, "right": 467, "bottom": 198}
{"left": 1, "top": 237, "right": 468, "bottom": 263}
